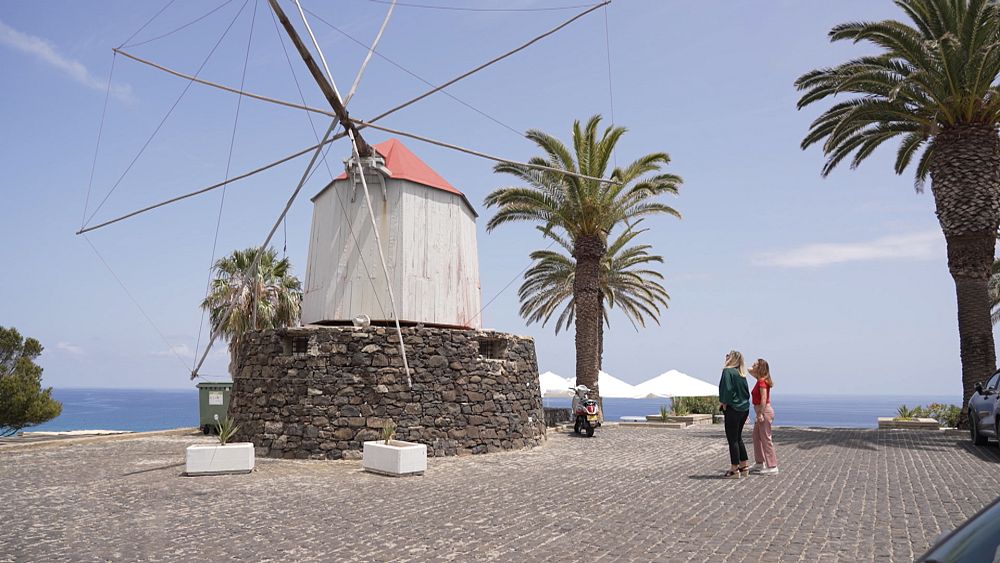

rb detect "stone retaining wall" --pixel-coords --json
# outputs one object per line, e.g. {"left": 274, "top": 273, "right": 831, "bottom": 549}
{"left": 230, "top": 325, "right": 545, "bottom": 459}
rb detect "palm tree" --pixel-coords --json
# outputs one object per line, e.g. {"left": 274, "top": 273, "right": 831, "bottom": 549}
{"left": 519, "top": 222, "right": 671, "bottom": 369}
{"left": 201, "top": 247, "right": 302, "bottom": 373}
{"left": 485, "top": 115, "right": 682, "bottom": 399}
{"left": 796, "top": 0, "right": 1000, "bottom": 427}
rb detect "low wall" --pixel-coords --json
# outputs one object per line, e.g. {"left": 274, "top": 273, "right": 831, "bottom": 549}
{"left": 543, "top": 407, "right": 572, "bottom": 427}
{"left": 230, "top": 325, "right": 545, "bottom": 459}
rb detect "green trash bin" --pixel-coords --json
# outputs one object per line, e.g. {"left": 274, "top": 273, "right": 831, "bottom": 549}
{"left": 197, "top": 381, "right": 233, "bottom": 434}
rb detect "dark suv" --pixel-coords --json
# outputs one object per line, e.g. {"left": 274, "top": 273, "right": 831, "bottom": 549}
{"left": 969, "top": 370, "right": 1000, "bottom": 446}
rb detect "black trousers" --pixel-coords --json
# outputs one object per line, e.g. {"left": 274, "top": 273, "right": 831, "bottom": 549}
{"left": 723, "top": 407, "right": 749, "bottom": 466}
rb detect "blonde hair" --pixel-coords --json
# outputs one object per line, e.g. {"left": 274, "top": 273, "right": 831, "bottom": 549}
{"left": 755, "top": 358, "right": 773, "bottom": 387}
{"left": 723, "top": 350, "right": 747, "bottom": 377}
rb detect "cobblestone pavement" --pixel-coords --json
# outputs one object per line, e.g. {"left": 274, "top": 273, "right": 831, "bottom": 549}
{"left": 2, "top": 426, "right": 999, "bottom": 562}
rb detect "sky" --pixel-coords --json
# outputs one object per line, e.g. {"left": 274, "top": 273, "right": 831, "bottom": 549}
{"left": 0, "top": 0, "right": 984, "bottom": 396}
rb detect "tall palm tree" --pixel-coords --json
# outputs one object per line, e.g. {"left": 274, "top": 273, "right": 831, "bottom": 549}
{"left": 485, "top": 115, "right": 682, "bottom": 399}
{"left": 796, "top": 0, "right": 1000, "bottom": 427}
{"left": 519, "top": 222, "right": 670, "bottom": 370}
{"left": 201, "top": 247, "right": 302, "bottom": 373}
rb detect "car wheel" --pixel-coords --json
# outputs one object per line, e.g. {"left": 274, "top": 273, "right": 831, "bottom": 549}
{"left": 971, "top": 415, "right": 988, "bottom": 446}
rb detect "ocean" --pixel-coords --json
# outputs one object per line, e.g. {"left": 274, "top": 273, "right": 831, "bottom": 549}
{"left": 25, "top": 388, "right": 961, "bottom": 433}
{"left": 544, "top": 395, "right": 960, "bottom": 428}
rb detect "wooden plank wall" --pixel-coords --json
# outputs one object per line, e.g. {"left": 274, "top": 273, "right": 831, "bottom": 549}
{"left": 302, "top": 175, "right": 481, "bottom": 328}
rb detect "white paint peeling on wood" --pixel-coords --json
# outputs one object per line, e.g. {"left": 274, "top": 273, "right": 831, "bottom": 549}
{"left": 303, "top": 176, "right": 481, "bottom": 328}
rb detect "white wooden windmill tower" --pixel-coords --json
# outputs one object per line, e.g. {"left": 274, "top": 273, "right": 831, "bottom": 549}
{"left": 302, "top": 138, "right": 481, "bottom": 328}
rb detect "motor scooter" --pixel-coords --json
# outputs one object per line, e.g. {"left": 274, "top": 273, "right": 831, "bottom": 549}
{"left": 571, "top": 385, "right": 600, "bottom": 437}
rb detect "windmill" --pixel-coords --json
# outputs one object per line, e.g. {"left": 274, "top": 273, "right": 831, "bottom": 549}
{"left": 77, "top": 0, "right": 615, "bottom": 387}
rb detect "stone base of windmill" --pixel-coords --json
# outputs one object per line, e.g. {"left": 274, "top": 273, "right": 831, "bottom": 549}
{"left": 227, "top": 325, "right": 546, "bottom": 460}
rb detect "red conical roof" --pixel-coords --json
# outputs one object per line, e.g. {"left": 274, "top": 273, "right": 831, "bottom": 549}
{"left": 325, "top": 138, "right": 475, "bottom": 215}
{"left": 333, "top": 138, "right": 460, "bottom": 195}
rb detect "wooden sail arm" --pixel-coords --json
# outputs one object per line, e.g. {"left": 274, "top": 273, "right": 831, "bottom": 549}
{"left": 267, "top": 0, "right": 371, "bottom": 156}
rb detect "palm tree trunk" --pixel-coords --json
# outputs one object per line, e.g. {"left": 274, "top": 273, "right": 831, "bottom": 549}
{"left": 573, "top": 234, "right": 605, "bottom": 402}
{"left": 946, "top": 232, "right": 997, "bottom": 428}
{"left": 229, "top": 339, "right": 240, "bottom": 380}
{"left": 598, "top": 296, "right": 605, "bottom": 371}
{"left": 930, "top": 125, "right": 1000, "bottom": 428}
{"left": 597, "top": 296, "right": 605, "bottom": 421}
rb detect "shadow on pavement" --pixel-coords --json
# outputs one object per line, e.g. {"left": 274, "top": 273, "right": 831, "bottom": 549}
{"left": 770, "top": 427, "right": 1000, "bottom": 461}
{"left": 122, "top": 462, "right": 185, "bottom": 477}
{"left": 687, "top": 474, "right": 728, "bottom": 480}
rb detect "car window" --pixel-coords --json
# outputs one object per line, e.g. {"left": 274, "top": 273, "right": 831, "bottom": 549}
{"left": 988, "top": 374, "right": 1000, "bottom": 391}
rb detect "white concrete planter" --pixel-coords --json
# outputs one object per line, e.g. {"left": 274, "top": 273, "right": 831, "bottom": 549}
{"left": 362, "top": 440, "right": 426, "bottom": 477}
{"left": 645, "top": 413, "right": 714, "bottom": 425}
{"left": 877, "top": 417, "right": 940, "bottom": 430}
{"left": 185, "top": 443, "right": 255, "bottom": 476}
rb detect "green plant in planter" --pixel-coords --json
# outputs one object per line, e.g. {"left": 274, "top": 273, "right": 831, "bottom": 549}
{"left": 895, "top": 405, "right": 924, "bottom": 421}
{"left": 381, "top": 421, "right": 397, "bottom": 445}
{"left": 659, "top": 404, "right": 670, "bottom": 422}
{"left": 671, "top": 398, "right": 691, "bottom": 416}
{"left": 686, "top": 396, "right": 718, "bottom": 415}
{"left": 214, "top": 415, "right": 240, "bottom": 446}
{"left": 672, "top": 396, "right": 715, "bottom": 416}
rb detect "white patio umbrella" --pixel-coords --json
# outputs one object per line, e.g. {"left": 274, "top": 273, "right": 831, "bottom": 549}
{"left": 632, "top": 369, "right": 718, "bottom": 398}
{"left": 538, "top": 371, "right": 574, "bottom": 398}
{"left": 596, "top": 370, "right": 641, "bottom": 398}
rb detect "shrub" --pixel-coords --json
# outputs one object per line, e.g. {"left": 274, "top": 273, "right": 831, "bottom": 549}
{"left": 672, "top": 396, "right": 716, "bottom": 416}
{"left": 925, "top": 403, "right": 961, "bottom": 428}
{"left": 894, "top": 403, "right": 959, "bottom": 426}
{"left": 659, "top": 404, "right": 671, "bottom": 421}
{"left": 670, "top": 400, "right": 690, "bottom": 417}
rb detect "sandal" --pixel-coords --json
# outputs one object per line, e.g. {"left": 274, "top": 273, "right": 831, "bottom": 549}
{"left": 724, "top": 469, "right": 741, "bottom": 479}
{"left": 739, "top": 465, "right": 750, "bottom": 476}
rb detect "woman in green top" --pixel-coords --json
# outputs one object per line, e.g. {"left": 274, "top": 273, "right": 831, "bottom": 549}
{"left": 719, "top": 350, "right": 751, "bottom": 479}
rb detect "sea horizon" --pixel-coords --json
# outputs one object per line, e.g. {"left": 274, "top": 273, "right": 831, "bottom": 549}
{"left": 23, "top": 387, "right": 963, "bottom": 434}
{"left": 46, "top": 385, "right": 958, "bottom": 398}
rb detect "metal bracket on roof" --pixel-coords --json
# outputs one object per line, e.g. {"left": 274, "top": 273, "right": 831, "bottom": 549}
{"left": 344, "top": 158, "right": 360, "bottom": 203}
{"left": 345, "top": 154, "right": 390, "bottom": 202}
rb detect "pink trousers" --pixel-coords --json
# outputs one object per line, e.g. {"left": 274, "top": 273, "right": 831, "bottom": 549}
{"left": 752, "top": 404, "right": 777, "bottom": 468}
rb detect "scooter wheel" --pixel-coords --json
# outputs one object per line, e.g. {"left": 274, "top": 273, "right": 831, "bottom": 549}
{"left": 574, "top": 418, "right": 583, "bottom": 435}
{"left": 585, "top": 423, "right": 595, "bottom": 438}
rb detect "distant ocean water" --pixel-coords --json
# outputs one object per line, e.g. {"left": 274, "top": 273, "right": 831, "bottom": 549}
{"left": 30, "top": 388, "right": 199, "bottom": 433}
{"left": 544, "top": 394, "right": 960, "bottom": 428}
{"left": 26, "top": 389, "right": 961, "bottom": 433}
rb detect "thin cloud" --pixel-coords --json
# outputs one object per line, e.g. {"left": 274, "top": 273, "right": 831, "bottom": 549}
{"left": 152, "top": 344, "right": 196, "bottom": 359}
{"left": 0, "top": 18, "right": 132, "bottom": 101}
{"left": 56, "top": 341, "right": 85, "bottom": 355}
{"left": 755, "top": 230, "right": 943, "bottom": 268}
{"left": 151, "top": 344, "right": 227, "bottom": 360}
